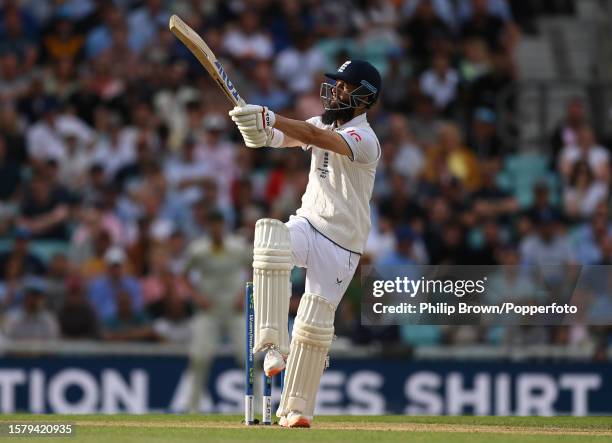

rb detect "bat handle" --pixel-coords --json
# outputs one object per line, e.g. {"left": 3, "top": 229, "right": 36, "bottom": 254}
{"left": 237, "top": 98, "right": 247, "bottom": 107}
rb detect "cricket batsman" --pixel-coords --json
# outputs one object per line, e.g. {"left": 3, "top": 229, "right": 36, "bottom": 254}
{"left": 229, "top": 60, "right": 381, "bottom": 427}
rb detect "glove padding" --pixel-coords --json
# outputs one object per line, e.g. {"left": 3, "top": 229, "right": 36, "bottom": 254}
{"left": 235, "top": 125, "right": 273, "bottom": 148}
{"left": 229, "top": 104, "right": 276, "bottom": 131}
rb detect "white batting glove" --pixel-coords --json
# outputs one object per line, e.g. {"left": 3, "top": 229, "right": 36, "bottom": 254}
{"left": 229, "top": 104, "right": 276, "bottom": 130}
{"left": 237, "top": 126, "right": 268, "bottom": 148}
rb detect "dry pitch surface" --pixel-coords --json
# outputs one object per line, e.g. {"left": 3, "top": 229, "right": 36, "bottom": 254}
{"left": 1, "top": 414, "right": 611, "bottom": 442}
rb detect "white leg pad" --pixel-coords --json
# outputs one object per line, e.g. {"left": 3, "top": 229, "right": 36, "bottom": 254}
{"left": 278, "top": 293, "right": 335, "bottom": 418}
{"left": 253, "top": 218, "right": 292, "bottom": 354}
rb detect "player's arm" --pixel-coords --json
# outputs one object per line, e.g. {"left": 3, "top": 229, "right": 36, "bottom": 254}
{"left": 229, "top": 104, "right": 351, "bottom": 157}
{"left": 274, "top": 115, "right": 351, "bottom": 156}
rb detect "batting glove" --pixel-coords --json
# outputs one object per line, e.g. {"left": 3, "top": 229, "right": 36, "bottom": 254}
{"left": 237, "top": 126, "right": 268, "bottom": 148}
{"left": 229, "top": 105, "right": 276, "bottom": 130}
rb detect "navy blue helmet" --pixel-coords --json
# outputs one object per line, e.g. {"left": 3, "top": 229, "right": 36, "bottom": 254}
{"left": 321, "top": 60, "right": 382, "bottom": 110}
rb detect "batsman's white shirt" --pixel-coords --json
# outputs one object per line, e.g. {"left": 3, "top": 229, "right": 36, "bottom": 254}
{"left": 296, "top": 113, "right": 381, "bottom": 254}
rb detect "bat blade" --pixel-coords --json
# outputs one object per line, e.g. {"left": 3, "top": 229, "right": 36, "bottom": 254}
{"left": 169, "top": 15, "right": 245, "bottom": 107}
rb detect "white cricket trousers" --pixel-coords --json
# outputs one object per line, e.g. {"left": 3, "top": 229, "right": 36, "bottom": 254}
{"left": 285, "top": 216, "right": 359, "bottom": 308}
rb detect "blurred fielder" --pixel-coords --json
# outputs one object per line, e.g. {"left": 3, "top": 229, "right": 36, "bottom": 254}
{"left": 230, "top": 60, "right": 381, "bottom": 427}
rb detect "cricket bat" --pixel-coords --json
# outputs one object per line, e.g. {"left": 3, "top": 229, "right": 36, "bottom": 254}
{"left": 169, "top": 14, "right": 246, "bottom": 107}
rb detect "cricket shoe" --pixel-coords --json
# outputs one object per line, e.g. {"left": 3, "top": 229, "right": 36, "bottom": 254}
{"left": 279, "top": 411, "right": 311, "bottom": 428}
{"left": 263, "top": 348, "right": 286, "bottom": 377}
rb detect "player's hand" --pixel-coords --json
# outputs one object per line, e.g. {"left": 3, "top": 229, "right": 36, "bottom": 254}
{"left": 236, "top": 126, "right": 268, "bottom": 148}
{"left": 229, "top": 104, "right": 276, "bottom": 131}
{"left": 230, "top": 105, "right": 276, "bottom": 148}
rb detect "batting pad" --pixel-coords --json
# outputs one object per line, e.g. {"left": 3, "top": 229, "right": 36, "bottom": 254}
{"left": 253, "top": 218, "right": 292, "bottom": 354}
{"left": 278, "top": 293, "right": 335, "bottom": 418}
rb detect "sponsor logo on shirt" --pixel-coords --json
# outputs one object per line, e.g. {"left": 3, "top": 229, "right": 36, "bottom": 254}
{"left": 347, "top": 129, "right": 362, "bottom": 142}
{"left": 317, "top": 152, "right": 330, "bottom": 179}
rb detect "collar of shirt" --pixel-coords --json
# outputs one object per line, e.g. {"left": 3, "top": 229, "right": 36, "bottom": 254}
{"left": 334, "top": 112, "right": 368, "bottom": 130}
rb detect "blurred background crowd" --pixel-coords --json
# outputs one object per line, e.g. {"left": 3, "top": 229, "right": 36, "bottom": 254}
{"left": 0, "top": 0, "right": 610, "bottom": 358}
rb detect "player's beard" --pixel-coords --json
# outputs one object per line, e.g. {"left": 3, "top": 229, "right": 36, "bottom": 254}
{"left": 321, "top": 106, "right": 356, "bottom": 125}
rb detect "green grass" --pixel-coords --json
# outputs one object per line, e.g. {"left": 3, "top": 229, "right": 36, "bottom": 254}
{"left": 0, "top": 414, "right": 610, "bottom": 443}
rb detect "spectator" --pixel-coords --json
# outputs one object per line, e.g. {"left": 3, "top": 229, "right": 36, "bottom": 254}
{"left": 400, "top": 0, "right": 453, "bottom": 67}
{"left": 265, "top": 154, "right": 308, "bottom": 218}
{"left": 466, "top": 217, "right": 503, "bottom": 264}
{"left": 563, "top": 161, "right": 608, "bottom": 221}
{"left": 0, "top": 5, "right": 39, "bottom": 70}
{"left": 58, "top": 277, "right": 99, "bottom": 339}
{"left": 559, "top": 125, "right": 610, "bottom": 184}
{"left": 458, "top": 38, "right": 491, "bottom": 84}
{"left": 41, "top": 16, "right": 84, "bottom": 63}
{"left": 471, "top": 161, "right": 519, "bottom": 221}
{"left": 126, "top": 0, "right": 169, "bottom": 54}
{"left": 250, "top": 61, "right": 292, "bottom": 111}
{"left": 365, "top": 214, "right": 397, "bottom": 260}
{"left": 91, "top": 110, "right": 136, "bottom": 181}
{"left": 467, "top": 107, "right": 505, "bottom": 158}
{"left": 17, "top": 173, "right": 71, "bottom": 241}
{"left": 184, "top": 198, "right": 210, "bottom": 242}
{"left": 53, "top": 49, "right": 80, "bottom": 96}
{"left": 44, "top": 252, "right": 70, "bottom": 313}
{"left": 380, "top": 50, "right": 410, "bottom": 111}
{"left": 458, "top": 0, "right": 513, "bottom": 22}
{"left": 274, "top": 32, "right": 325, "bottom": 95}
{"left": 432, "top": 222, "right": 471, "bottom": 264}
{"left": 460, "top": 0, "right": 507, "bottom": 51}
{"left": 468, "top": 50, "right": 515, "bottom": 112}
{"left": 102, "top": 290, "right": 150, "bottom": 341}
{"left": 223, "top": 9, "right": 273, "bottom": 63}
{"left": 141, "top": 248, "right": 193, "bottom": 308}
{"left": 153, "top": 60, "right": 196, "bottom": 151}
{"left": 520, "top": 210, "right": 574, "bottom": 266}
{"left": 0, "top": 136, "right": 21, "bottom": 202}
{"left": 402, "top": 0, "right": 456, "bottom": 28}
{"left": 408, "top": 95, "right": 443, "bottom": 145}
{"left": 0, "top": 228, "right": 45, "bottom": 281}
{"left": 128, "top": 163, "right": 190, "bottom": 243}
{"left": 195, "top": 114, "right": 238, "bottom": 212}
{"left": 387, "top": 114, "right": 425, "bottom": 184}
{"left": 487, "top": 245, "right": 543, "bottom": 304}
{"left": 28, "top": 98, "right": 94, "bottom": 164}
{"left": 0, "top": 51, "right": 32, "bottom": 102}
{"left": 523, "top": 182, "right": 560, "bottom": 224}
{"left": 73, "top": 225, "right": 112, "bottom": 279}
{"left": 550, "top": 96, "right": 587, "bottom": 164}
{"left": 376, "top": 226, "right": 419, "bottom": 266}
{"left": 419, "top": 52, "right": 459, "bottom": 113}
{"left": 164, "top": 136, "right": 212, "bottom": 205}
{"left": 423, "top": 123, "right": 481, "bottom": 191}
{"left": 3, "top": 281, "right": 59, "bottom": 340}
{"left": 85, "top": 6, "right": 122, "bottom": 58}
{"left": 151, "top": 295, "right": 192, "bottom": 343}
{"left": 572, "top": 203, "right": 612, "bottom": 265}
{"left": 87, "top": 246, "right": 143, "bottom": 323}
{"left": 0, "top": 102, "right": 27, "bottom": 166}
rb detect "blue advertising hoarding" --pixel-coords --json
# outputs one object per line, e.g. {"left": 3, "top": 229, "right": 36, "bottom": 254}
{"left": 0, "top": 356, "right": 609, "bottom": 416}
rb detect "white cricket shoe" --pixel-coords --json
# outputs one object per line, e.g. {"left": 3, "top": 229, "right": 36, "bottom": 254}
{"left": 263, "top": 348, "right": 286, "bottom": 377}
{"left": 280, "top": 411, "right": 310, "bottom": 428}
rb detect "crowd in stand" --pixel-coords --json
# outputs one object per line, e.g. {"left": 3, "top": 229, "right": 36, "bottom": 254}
{"left": 0, "top": 0, "right": 609, "bottom": 357}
